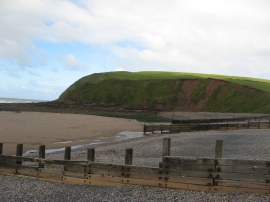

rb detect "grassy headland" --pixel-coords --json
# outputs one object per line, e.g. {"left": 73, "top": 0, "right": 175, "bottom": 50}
{"left": 59, "top": 71, "right": 270, "bottom": 113}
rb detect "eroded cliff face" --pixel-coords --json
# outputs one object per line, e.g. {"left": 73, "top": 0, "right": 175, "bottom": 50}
{"left": 59, "top": 77, "right": 269, "bottom": 113}
{"left": 171, "top": 79, "right": 260, "bottom": 112}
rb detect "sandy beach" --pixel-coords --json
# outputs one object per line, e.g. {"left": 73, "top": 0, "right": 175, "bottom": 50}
{"left": 0, "top": 111, "right": 142, "bottom": 155}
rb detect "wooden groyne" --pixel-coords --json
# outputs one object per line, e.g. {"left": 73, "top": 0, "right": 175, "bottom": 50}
{"left": 171, "top": 115, "right": 270, "bottom": 124}
{"left": 0, "top": 140, "right": 269, "bottom": 193}
{"left": 144, "top": 120, "right": 270, "bottom": 134}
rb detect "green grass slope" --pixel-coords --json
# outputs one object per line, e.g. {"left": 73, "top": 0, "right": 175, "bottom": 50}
{"left": 59, "top": 71, "right": 270, "bottom": 113}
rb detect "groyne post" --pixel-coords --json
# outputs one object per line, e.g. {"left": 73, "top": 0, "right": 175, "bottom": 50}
{"left": 125, "top": 148, "right": 133, "bottom": 165}
{"left": 87, "top": 148, "right": 95, "bottom": 162}
{"left": 0, "top": 143, "right": 3, "bottom": 155}
{"left": 39, "top": 145, "right": 46, "bottom": 168}
{"left": 143, "top": 124, "right": 146, "bottom": 135}
{"left": 64, "top": 146, "right": 71, "bottom": 171}
{"left": 64, "top": 146, "right": 71, "bottom": 160}
{"left": 215, "top": 140, "right": 223, "bottom": 158}
{"left": 163, "top": 138, "right": 171, "bottom": 156}
{"left": 16, "top": 144, "right": 23, "bottom": 165}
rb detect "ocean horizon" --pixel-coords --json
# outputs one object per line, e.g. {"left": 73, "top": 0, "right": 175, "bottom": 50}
{"left": 0, "top": 97, "right": 46, "bottom": 103}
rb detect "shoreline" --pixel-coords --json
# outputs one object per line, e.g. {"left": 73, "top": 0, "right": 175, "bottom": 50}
{"left": 0, "top": 111, "right": 142, "bottom": 155}
{"left": 1, "top": 103, "right": 268, "bottom": 156}
{"left": 23, "top": 131, "right": 144, "bottom": 157}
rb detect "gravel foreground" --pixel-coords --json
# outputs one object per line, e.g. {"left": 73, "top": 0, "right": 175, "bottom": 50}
{"left": 1, "top": 129, "right": 270, "bottom": 201}
{"left": 0, "top": 174, "right": 269, "bottom": 202}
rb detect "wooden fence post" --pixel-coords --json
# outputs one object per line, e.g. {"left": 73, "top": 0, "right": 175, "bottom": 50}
{"left": 258, "top": 120, "right": 260, "bottom": 129}
{"left": 64, "top": 146, "right": 71, "bottom": 160}
{"left": 215, "top": 140, "right": 223, "bottom": 158}
{"left": 0, "top": 143, "right": 3, "bottom": 155}
{"left": 268, "top": 120, "right": 270, "bottom": 129}
{"left": 16, "top": 144, "right": 23, "bottom": 165}
{"left": 87, "top": 148, "right": 95, "bottom": 162}
{"left": 39, "top": 145, "right": 46, "bottom": 168}
{"left": 143, "top": 124, "right": 146, "bottom": 135}
{"left": 125, "top": 148, "right": 133, "bottom": 165}
{"left": 64, "top": 146, "right": 71, "bottom": 171}
{"left": 163, "top": 138, "right": 171, "bottom": 156}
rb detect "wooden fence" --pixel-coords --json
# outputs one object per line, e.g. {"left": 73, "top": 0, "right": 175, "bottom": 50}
{"left": 171, "top": 115, "right": 270, "bottom": 124}
{"left": 0, "top": 140, "right": 269, "bottom": 193}
{"left": 144, "top": 120, "right": 270, "bottom": 134}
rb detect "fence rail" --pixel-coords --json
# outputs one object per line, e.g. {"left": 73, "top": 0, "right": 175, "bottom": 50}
{"left": 0, "top": 139, "right": 270, "bottom": 193}
{"left": 144, "top": 120, "right": 270, "bottom": 134}
{"left": 171, "top": 115, "right": 270, "bottom": 124}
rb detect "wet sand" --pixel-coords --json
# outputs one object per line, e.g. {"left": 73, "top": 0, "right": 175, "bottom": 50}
{"left": 0, "top": 111, "right": 142, "bottom": 155}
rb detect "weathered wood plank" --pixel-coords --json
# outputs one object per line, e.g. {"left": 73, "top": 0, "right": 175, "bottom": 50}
{"left": 88, "top": 162, "right": 160, "bottom": 174}
{"left": 217, "top": 165, "right": 270, "bottom": 174}
{"left": 64, "top": 163, "right": 87, "bottom": 173}
{"left": 161, "top": 169, "right": 215, "bottom": 179}
{"left": 90, "top": 162, "right": 214, "bottom": 179}
{"left": 63, "top": 171, "right": 87, "bottom": 179}
{"left": 88, "top": 174, "right": 165, "bottom": 187}
{"left": 162, "top": 156, "right": 216, "bottom": 165}
{"left": 163, "top": 156, "right": 270, "bottom": 168}
{"left": 216, "top": 159, "right": 270, "bottom": 167}
{"left": 0, "top": 167, "right": 16, "bottom": 174}
{"left": 88, "top": 165, "right": 213, "bottom": 185}
{"left": 43, "top": 159, "right": 87, "bottom": 165}
{"left": 215, "top": 172, "right": 270, "bottom": 183}
{"left": 0, "top": 155, "right": 88, "bottom": 165}
{"left": 63, "top": 176, "right": 123, "bottom": 186}
{"left": 16, "top": 167, "right": 38, "bottom": 177}
{"left": 216, "top": 179, "right": 270, "bottom": 190}
{"left": 161, "top": 163, "right": 216, "bottom": 172}
{"left": 0, "top": 155, "right": 38, "bottom": 163}
{"left": 128, "top": 172, "right": 213, "bottom": 185}
{"left": 38, "top": 169, "right": 64, "bottom": 181}
{"left": 63, "top": 175, "right": 270, "bottom": 193}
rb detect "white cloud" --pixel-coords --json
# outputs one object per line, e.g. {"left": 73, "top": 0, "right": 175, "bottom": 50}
{"left": 1, "top": 0, "right": 270, "bottom": 78}
{"left": 114, "top": 67, "right": 126, "bottom": 72}
{"left": 64, "top": 54, "right": 82, "bottom": 70}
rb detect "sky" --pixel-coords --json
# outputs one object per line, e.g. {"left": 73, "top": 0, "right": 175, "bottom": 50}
{"left": 1, "top": 0, "right": 270, "bottom": 100}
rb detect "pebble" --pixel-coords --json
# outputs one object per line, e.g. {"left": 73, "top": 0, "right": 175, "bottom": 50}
{"left": 1, "top": 174, "right": 270, "bottom": 202}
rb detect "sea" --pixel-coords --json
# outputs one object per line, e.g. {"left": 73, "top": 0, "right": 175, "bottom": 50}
{"left": 0, "top": 97, "right": 45, "bottom": 103}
